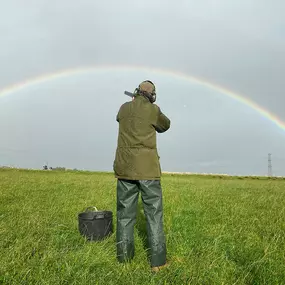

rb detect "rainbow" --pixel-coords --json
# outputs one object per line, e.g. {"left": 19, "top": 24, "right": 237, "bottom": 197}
{"left": 0, "top": 64, "right": 284, "bottom": 132}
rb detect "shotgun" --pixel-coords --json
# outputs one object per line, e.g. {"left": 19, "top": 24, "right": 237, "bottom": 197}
{"left": 124, "top": 91, "right": 135, "bottom": 98}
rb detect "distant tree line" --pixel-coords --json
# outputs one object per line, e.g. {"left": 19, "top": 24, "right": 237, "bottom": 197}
{"left": 42, "top": 165, "right": 79, "bottom": 171}
{"left": 43, "top": 165, "right": 66, "bottom": 171}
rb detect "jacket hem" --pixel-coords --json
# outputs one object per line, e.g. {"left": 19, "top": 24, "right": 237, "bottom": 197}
{"left": 115, "top": 175, "right": 161, "bottom": 181}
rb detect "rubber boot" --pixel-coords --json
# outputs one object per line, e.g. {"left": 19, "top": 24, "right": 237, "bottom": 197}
{"left": 116, "top": 179, "right": 139, "bottom": 263}
{"left": 139, "top": 180, "right": 167, "bottom": 268}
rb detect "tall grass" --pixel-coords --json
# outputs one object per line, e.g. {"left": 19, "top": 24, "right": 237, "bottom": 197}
{"left": 0, "top": 169, "right": 285, "bottom": 284}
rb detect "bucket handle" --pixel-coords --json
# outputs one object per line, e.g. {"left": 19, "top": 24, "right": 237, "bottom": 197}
{"left": 85, "top": 206, "right": 98, "bottom": 212}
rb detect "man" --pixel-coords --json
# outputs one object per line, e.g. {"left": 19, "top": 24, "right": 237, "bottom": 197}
{"left": 113, "top": 80, "right": 171, "bottom": 272}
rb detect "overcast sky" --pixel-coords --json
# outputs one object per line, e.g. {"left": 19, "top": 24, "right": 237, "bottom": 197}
{"left": 0, "top": 0, "right": 285, "bottom": 176}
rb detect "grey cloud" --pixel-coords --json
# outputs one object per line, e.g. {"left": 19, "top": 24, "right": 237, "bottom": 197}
{"left": 0, "top": 0, "right": 284, "bottom": 175}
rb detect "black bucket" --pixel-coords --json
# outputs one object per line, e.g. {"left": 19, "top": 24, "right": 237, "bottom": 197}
{"left": 78, "top": 207, "right": 113, "bottom": 241}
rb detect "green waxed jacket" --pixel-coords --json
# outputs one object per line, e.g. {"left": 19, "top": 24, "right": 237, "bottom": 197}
{"left": 113, "top": 95, "right": 171, "bottom": 180}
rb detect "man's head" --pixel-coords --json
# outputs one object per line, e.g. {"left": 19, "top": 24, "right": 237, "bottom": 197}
{"left": 135, "top": 80, "right": 156, "bottom": 103}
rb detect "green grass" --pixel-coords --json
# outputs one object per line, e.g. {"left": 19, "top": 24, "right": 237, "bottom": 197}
{"left": 0, "top": 169, "right": 285, "bottom": 285}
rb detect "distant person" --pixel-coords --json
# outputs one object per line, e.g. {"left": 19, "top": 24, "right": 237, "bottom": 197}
{"left": 113, "top": 80, "right": 171, "bottom": 272}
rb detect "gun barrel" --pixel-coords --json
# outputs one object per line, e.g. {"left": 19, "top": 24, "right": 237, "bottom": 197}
{"left": 124, "top": 91, "right": 134, "bottom": 97}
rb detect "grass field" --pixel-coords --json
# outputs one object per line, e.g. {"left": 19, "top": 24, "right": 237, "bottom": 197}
{"left": 1, "top": 169, "right": 285, "bottom": 285}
